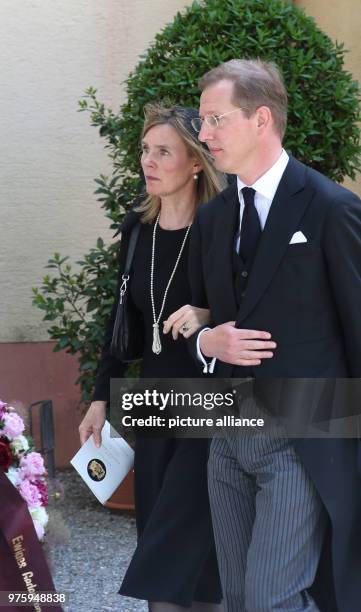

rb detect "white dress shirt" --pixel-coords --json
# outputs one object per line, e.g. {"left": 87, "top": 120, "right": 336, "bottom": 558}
{"left": 197, "top": 149, "right": 290, "bottom": 373}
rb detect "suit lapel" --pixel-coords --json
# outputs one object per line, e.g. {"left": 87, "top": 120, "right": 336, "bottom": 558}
{"left": 235, "top": 156, "right": 314, "bottom": 325}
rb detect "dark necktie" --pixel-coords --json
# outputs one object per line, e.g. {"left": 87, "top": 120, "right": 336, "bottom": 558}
{"left": 238, "top": 187, "right": 261, "bottom": 266}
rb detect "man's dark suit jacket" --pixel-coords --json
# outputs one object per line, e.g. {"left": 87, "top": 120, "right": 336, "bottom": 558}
{"left": 188, "top": 155, "right": 361, "bottom": 612}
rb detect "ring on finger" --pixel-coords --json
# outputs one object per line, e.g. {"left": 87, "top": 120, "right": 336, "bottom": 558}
{"left": 181, "top": 323, "right": 191, "bottom": 333}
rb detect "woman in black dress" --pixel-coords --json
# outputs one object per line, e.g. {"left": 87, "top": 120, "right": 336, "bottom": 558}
{"left": 79, "top": 104, "right": 226, "bottom": 611}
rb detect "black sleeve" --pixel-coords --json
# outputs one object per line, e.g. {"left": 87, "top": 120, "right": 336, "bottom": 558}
{"left": 188, "top": 211, "right": 209, "bottom": 309}
{"left": 186, "top": 212, "right": 211, "bottom": 371}
{"left": 92, "top": 231, "right": 143, "bottom": 403}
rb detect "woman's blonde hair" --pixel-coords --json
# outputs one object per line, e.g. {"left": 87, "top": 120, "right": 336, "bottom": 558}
{"left": 136, "top": 103, "right": 227, "bottom": 223}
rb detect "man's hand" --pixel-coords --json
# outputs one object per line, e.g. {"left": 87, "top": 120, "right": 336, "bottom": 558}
{"left": 200, "top": 322, "right": 276, "bottom": 366}
{"left": 79, "top": 401, "right": 106, "bottom": 448}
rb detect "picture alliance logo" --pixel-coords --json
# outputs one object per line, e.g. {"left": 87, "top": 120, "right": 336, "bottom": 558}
{"left": 120, "top": 389, "right": 236, "bottom": 411}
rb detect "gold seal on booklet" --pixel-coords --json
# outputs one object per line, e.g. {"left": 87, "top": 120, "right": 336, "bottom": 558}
{"left": 87, "top": 458, "right": 106, "bottom": 481}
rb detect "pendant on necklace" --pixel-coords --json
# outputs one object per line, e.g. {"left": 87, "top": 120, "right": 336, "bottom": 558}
{"left": 152, "top": 322, "right": 162, "bottom": 354}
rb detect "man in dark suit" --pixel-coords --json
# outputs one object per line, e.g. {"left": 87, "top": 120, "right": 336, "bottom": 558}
{"left": 187, "top": 59, "right": 361, "bottom": 611}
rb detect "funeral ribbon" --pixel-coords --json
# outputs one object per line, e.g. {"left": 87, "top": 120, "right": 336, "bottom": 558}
{"left": 0, "top": 470, "right": 63, "bottom": 612}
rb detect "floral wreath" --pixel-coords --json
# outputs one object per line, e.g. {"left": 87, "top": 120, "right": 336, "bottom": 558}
{"left": 0, "top": 399, "right": 48, "bottom": 540}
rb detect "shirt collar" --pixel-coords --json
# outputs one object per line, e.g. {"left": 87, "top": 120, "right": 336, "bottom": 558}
{"left": 237, "top": 149, "right": 289, "bottom": 201}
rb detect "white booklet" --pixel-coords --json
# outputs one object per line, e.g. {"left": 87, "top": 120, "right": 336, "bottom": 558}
{"left": 70, "top": 420, "right": 134, "bottom": 504}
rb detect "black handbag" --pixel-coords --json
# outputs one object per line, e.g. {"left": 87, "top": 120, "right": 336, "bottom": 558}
{"left": 110, "top": 222, "right": 143, "bottom": 361}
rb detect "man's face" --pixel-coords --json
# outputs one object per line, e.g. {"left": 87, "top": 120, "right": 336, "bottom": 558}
{"left": 198, "top": 79, "right": 258, "bottom": 175}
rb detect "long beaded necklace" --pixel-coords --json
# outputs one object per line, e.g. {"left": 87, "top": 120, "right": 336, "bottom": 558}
{"left": 150, "top": 213, "right": 191, "bottom": 354}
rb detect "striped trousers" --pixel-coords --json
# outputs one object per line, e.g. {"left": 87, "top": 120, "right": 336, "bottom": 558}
{"left": 208, "top": 430, "right": 326, "bottom": 612}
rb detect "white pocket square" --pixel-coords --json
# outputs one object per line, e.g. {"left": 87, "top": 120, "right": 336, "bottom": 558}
{"left": 289, "top": 231, "right": 307, "bottom": 244}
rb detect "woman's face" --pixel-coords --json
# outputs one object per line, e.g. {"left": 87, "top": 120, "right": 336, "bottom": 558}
{"left": 141, "top": 123, "right": 200, "bottom": 199}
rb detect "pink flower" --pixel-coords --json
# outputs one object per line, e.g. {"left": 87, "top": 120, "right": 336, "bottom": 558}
{"left": 2, "top": 412, "right": 24, "bottom": 439}
{"left": 20, "top": 452, "right": 46, "bottom": 478}
{"left": 34, "top": 479, "right": 49, "bottom": 506}
{"left": 32, "top": 519, "right": 45, "bottom": 541}
{"left": 18, "top": 479, "right": 42, "bottom": 508}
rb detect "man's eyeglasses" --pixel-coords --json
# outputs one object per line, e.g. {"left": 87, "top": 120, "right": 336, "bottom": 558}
{"left": 191, "top": 108, "right": 245, "bottom": 132}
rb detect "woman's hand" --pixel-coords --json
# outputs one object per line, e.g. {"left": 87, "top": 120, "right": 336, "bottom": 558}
{"left": 79, "top": 401, "right": 106, "bottom": 448}
{"left": 163, "top": 304, "right": 211, "bottom": 340}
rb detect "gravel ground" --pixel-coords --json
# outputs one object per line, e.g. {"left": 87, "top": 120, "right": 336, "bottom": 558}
{"left": 48, "top": 470, "right": 147, "bottom": 612}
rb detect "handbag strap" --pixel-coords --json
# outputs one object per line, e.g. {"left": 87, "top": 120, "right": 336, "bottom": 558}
{"left": 118, "top": 221, "right": 141, "bottom": 303}
{"left": 123, "top": 221, "right": 141, "bottom": 276}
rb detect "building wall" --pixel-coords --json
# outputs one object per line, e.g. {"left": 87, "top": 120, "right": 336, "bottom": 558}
{"left": 295, "top": 0, "right": 361, "bottom": 195}
{"left": 0, "top": 0, "right": 192, "bottom": 344}
{"left": 0, "top": 342, "right": 82, "bottom": 468}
